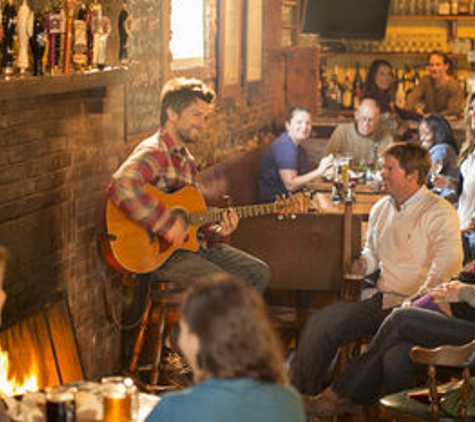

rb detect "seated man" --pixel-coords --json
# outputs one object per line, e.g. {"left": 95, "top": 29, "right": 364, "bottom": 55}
{"left": 306, "top": 259, "right": 475, "bottom": 418}
{"left": 108, "top": 77, "right": 270, "bottom": 293}
{"left": 292, "top": 142, "right": 463, "bottom": 396}
{"left": 258, "top": 105, "right": 333, "bottom": 203}
{"left": 405, "top": 51, "right": 464, "bottom": 119}
{"left": 323, "top": 98, "right": 394, "bottom": 164}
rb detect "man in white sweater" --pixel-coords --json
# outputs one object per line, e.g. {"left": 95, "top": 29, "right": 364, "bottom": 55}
{"left": 293, "top": 142, "right": 463, "bottom": 398}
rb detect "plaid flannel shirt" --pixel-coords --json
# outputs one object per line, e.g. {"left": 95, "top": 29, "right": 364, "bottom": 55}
{"left": 108, "top": 130, "right": 221, "bottom": 248}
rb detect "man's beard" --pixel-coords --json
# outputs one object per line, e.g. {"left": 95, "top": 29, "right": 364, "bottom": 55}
{"left": 176, "top": 127, "right": 200, "bottom": 144}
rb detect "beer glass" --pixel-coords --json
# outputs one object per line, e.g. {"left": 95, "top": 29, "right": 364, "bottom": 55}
{"left": 45, "top": 385, "right": 77, "bottom": 422}
{"left": 101, "top": 376, "right": 137, "bottom": 422}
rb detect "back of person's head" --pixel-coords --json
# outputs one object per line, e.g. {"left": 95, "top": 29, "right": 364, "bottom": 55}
{"left": 286, "top": 105, "right": 310, "bottom": 124}
{"left": 363, "top": 59, "right": 393, "bottom": 94}
{"left": 421, "top": 114, "right": 458, "bottom": 153}
{"left": 382, "top": 142, "right": 431, "bottom": 184}
{"left": 180, "top": 274, "right": 287, "bottom": 383}
{"left": 159, "top": 77, "right": 216, "bottom": 126}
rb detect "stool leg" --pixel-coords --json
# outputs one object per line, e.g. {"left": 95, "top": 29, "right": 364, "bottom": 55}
{"left": 149, "top": 305, "right": 168, "bottom": 385}
{"left": 128, "top": 298, "right": 153, "bottom": 374}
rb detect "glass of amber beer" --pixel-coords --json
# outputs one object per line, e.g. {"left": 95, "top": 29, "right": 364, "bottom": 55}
{"left": 101, "top": 376, "right": 136, "bottom": 422}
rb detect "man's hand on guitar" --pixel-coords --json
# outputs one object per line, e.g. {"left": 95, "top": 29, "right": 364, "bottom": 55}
{"left": 220, "top": 208, "right": 239, "bottom": 236}
{"left": 163, "top": 217, "right": 189, "bottom": 247}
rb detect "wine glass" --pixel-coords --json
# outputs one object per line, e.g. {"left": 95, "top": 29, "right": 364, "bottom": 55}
{"left": 430, "top": 159, "right": 443, "bottom": 192}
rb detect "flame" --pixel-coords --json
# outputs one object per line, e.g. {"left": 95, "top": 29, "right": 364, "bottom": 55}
{"left": 0, "top": 347, "right": 39, "bottom": 397}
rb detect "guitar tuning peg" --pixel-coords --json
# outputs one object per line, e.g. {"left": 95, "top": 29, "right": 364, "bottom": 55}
{"left": 290, "top": 214, "right": 297, "bottom": 220}
{"left": 277, "top": 214, "right": 284, "bottom": 221}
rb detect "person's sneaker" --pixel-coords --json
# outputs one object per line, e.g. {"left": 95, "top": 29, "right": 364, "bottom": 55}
{"left": 302, "top": 387, "right": 359, "bottom": 418}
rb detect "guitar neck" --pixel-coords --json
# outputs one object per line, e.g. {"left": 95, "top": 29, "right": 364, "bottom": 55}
{"left": 190, "top": 203, "right": 280, "bottom": 226}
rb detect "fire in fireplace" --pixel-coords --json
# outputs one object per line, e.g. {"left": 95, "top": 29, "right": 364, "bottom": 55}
{"left": 0, "top": 292, "right": 84, "bottom": 396}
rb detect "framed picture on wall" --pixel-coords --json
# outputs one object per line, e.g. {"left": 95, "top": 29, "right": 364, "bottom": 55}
{"left": 245, "top": 0, "right": 263, "bottom": 82}
{"left": 218, "top": 0, "right": 243, "bottom": 96}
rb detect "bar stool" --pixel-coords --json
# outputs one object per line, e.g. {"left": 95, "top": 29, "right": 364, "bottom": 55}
{"left": 128, "top": 280, "right": 184, "bottom": 391}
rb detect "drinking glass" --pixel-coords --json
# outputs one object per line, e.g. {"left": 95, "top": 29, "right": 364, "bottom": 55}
{"left": 101, "top": 376, "right": 138, "bottom": 422}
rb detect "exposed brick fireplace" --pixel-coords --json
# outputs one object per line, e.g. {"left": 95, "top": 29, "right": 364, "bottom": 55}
{"left": 0, "top": 70, "right": 129, "bottom": 379}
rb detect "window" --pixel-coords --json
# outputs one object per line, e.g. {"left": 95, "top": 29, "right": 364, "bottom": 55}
{"left": 170, "top": 0, "right": 204, "bottom": 69}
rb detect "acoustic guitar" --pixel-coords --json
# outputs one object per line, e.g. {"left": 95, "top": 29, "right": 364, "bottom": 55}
{"left": 97, "top": 185, "right": 308, "bottom": 274}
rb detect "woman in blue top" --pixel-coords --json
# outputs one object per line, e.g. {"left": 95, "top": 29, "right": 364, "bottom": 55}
{"left": 145, "top": 274, "right": 305, "bottom": 422}
{"left": 418, "top": 114, "right": 458, "bottom": 199}
{"left": 419, "top": 114, "right": 459, "bottom": 179}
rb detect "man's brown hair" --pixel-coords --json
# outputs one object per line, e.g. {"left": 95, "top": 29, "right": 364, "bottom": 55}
{"left": 382, "top": 141, "right": 431, "bottom": 185}
{"left": 159, "top": 77, "right": 216, "bottom": 126}
{"left": 180, "top": 274, "right": 288, "bottom": 383}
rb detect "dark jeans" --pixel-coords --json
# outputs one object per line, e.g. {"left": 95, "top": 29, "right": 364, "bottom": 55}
{"left": 334, "top": 307, "right": 475, "bottom": 405}
{"left": 292, "top": 293, "right": 390, "bottom": 395}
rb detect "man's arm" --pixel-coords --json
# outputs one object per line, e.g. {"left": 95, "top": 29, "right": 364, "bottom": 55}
{"left": 108, "top": 150, "right": 176, "bottom": 236}
{"left": 414, "top": 201, "right": 463, "bottom": 297}
{"left": 439, "top": 79, "right": 465, "bottom": 117}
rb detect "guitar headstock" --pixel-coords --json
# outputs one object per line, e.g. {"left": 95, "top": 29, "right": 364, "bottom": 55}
{"left": 275, "top": 192, "right": 311, "bottom": 216}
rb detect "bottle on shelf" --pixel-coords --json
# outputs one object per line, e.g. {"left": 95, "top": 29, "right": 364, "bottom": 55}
{"left": 451, "top": 0, "right": 459, "bottom": 14}
{"left": 458, "top": 0, "right": 470, "bottom": 13}
{"left": 438, "top": 0, "right": 451, "bottom": 14}
{"left": 352, "top": 62, "right": 364, "bottom": 110}
{"left": 327, "top": 66, "right": 343, "bottom": 109}
{"left": 319, "top": 62, "right": 329, "bottom": 108}
{"left": 395, "top": 69, "right": 407, "bottom": 109}
{"left": 341, "top": 71, "right": 353, "bottom": 110}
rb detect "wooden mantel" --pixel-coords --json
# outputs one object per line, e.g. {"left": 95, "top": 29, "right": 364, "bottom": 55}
{"left": 0, "top": 67, "right": 126, "bottom": 99}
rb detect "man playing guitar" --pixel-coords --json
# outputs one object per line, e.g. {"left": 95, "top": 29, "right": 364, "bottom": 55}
{"left": 106, "top": 77, "right": 270, "bottom": 293}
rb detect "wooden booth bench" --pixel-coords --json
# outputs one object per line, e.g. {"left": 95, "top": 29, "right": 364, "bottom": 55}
{"left": 196, "top": 144, "right": 361, "bottom": 305}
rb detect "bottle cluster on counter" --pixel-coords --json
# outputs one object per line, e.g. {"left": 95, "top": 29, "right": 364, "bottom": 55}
{"left": 390, "top": 0, "right": 475, "bottom": 15}
{"left": 319, "top": 61, "right": 469, "bottom": 111}
{"left": 0, "top": 0, "right": 131, "bottom": 77}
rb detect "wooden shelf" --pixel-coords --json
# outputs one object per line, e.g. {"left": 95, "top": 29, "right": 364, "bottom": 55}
{"left": 316, "top": 51, "right": 467, "bottom": 59}
{"left": 389, "top": 14, "right": 475, "bottom": 21}
{"left": 0, "top": 67, "right": 126, "bottom": 100}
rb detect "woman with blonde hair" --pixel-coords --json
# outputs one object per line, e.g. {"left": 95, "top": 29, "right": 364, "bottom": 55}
{"left": 457, "top": 92, "right": 475, "bottom": 263}
{"left": 145, "top": 274, "right": 305, "bottom": 422}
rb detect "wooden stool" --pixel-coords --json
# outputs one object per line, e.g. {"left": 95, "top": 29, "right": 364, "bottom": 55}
{"left": 128, "top": 281, "right": 184, "bottom": 390}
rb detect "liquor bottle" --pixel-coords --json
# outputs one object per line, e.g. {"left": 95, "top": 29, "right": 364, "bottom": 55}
{"left": 352, "top": 62, "right": 364, "bottom": 110}
{"left": 319, "top": 62, "right": 329, "bottom": 108}
{"left": 395, "top": 69, "right": 406, "bottom": 109}
{"left": 458, "top": 0, "right": 470, "bottom": 13}
{"left": 438, "top": 0, "right": 451, "bottom": 14}
{"left": 451, "top": 0, "right": 459, "bottom": 14}
{"left": 327, "top": 66, "right": 342, "bottom": 108}
{"left": 403, "top": 66, "right": 415, "bottom": 95}
{"left": 341, "top": 71, "right": 353, "bottom": 110}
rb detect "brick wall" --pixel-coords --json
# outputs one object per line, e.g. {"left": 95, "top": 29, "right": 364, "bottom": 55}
{"left": 0, "top": 0, "right": 294, "bottom": 380}
{"left": 0, "top": 71, "right": 128, "bottom": 378}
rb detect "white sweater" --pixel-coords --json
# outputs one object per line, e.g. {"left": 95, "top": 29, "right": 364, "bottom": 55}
{"left": 458, "top": 150, "right": 475, "bottom": 231}
{"left": 362, "top": 186, "right": 463, "bottom": 308}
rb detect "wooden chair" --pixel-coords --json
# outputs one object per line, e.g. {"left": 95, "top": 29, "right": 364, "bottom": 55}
{"left": 379, "top": 340, "right": 475, "bottom": 422}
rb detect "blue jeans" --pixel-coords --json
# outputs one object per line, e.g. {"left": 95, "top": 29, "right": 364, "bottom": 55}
{"left": 463, "top": 230, "right": 475, "bottom": 265}
{"left": 152, "top": 243, "right": 270, "bottom": 293}
{"left": 293, "top": 294, "right": 391, "bottom": 395}
{"left": 333, "top": 307, "right": 475, "bottom": 405}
